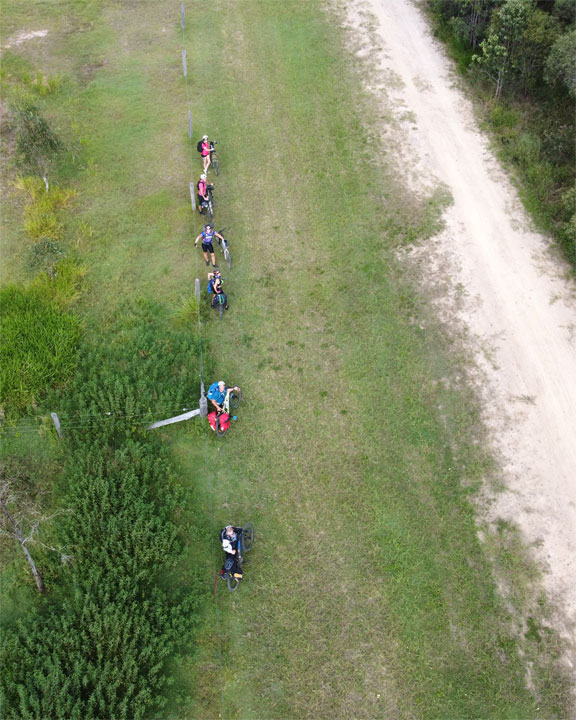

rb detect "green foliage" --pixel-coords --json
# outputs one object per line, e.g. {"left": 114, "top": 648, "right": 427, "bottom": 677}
{"left": 27, "top": 238, "right": 65, "bottom": 274}
{"left": 0, "top": 284, "right": 80, "bottom": 414}
{"left": 0, "top": 301, "right": 203, "bottom": 719}
{"left": 15, "top": 176, "right": 77, "bottom": 243}
{"left": 33, "top": 259, "right": 87, "bottom": 309}
{"left": 473, "top": 0, "right": 532, "bottom": 98}
{"left": 545, "top": 30, "right": 576, "bottom": 100}
{"left": 428, "top": 0, "right": 576, "bottom": 268}
{"left": 9, "top": 97, "right": 62, "bottom": 174}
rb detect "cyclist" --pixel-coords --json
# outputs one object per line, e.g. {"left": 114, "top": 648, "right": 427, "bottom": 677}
{"left": 197, "top": 173, "right": 210, "bottom": 214}
{"left": 207, "top": 380, "right": 239, "bottom": 414}
{"left": 207, "top": 268, "right": 228, "bottom": 310}
{"left": 199, "top": 134, "right": 211, "bottom": 173}
{"left": 194, "top": 224, "right": 225, "bottom": 267}
{"left": 220, "top": 525, "right": 243, "bottom": 579}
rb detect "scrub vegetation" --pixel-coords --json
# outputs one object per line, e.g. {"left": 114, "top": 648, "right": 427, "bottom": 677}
{"left": 0, "top": 0, "right": 571, "bottom": 718}
{"left": 428, "top": 0, "right": 576, "bottom": 267}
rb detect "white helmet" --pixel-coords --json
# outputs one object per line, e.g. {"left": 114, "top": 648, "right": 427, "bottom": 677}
{"left": 200, "top": 173, "right": 206, "bottom": 180}
{"left": 202, "top": 134, "right": 208, "bottom": 140}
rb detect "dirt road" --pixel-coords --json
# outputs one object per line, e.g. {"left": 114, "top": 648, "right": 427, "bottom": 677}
{"left": 356, "top": 0, "right": 576, "bottom": 664}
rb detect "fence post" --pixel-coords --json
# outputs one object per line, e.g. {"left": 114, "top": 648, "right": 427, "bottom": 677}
{"left": 182, "top": 49, "right": 187, "bottom": 77}
{"left": 50, "top": 412, "right": 62, "bottom": 439}
{"left": 189, "top": 181, "right": 196, "bottom": 211}
{"left": 199, "top": 379, "right": 208, "bottom": 417}
{"left": 181, "top": 2, "right": 185, "bottom": 29}
{"left": 188, "top": 109, "right": 193, "bottom": 138}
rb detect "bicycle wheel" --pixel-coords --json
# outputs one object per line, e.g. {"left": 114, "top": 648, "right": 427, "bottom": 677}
{"left": 226, "top": 574, "right": 240, "bottom": 592}
{"left": 219, "top": 301, "right": 223, "bottom": 320}
{"left": 229, "top": 389, "right": 242, "bottom": 410}
{"left": 241, "top": 522, "right": 254, "bottom": 552}
{"left": 212, "top": 154, "right": 219, "bottom": 176}
{"left": 224, "top": 247, "right": 231, "bottom": 270}
{"left": 215, "top": 415, "right": 227, "bottom": 437}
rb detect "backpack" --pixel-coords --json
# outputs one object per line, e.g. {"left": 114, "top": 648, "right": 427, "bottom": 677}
{"left": 207, "top": 410, "right": 231, "bottom": 433}
{"left": 207, "top": 381, "right": 220, "bottom": 399}
{"left": 196, "top": 140, "right": 203, "bottom": 153}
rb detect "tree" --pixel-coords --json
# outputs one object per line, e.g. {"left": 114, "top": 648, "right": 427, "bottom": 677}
{"left": 545, "top": 30, "right": 576, "bottom": 100}
{"left": 464, "top": 0, "right": 498, "bottom": 48}
{"left": 473, "top": 0, "right": 533, "bottom": 98}
{"left": 0, "top": 465, "right": 70, "bottom": 593}
{"left": 518, "top": 8, "right": 560, "bottom": 92}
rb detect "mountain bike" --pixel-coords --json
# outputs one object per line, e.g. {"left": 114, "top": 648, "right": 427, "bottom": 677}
{"left": 199, "top": 184, "right": 214, "bottom": 221}
{"left": 216, "top": 226, "right": 231, "bottom": 269}
{"left": 209, "top": 141, "right": 219, "bottom": 175}
{"left": 219, "top": 522, "right": 254, "bottom": 592}
{"left": 215, "top": 387, "right": 241, "bottom": 436}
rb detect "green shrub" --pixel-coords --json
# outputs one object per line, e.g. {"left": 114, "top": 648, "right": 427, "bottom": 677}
{"left": 0, "top": 301, "right": 203, "bottom": 719}
{"left": 33, "top": 258, "right": 87, "bottom": 309}
{"left": 27, "top": 238, "right": 65, "bottom": 274}
{"left": 490, "top": 104, "right": 519, "bottom": 130}
{"left": 509, "top": 132, "right": 541, "bottom": 166}
{"left": 15, "top": 176, "right": 77, "bottom": 243}
{"left": 0, "top": 285, "right": 80, "bottom": 414}
{"left": 9, "top": 97, "right": 62, "bottom": 174}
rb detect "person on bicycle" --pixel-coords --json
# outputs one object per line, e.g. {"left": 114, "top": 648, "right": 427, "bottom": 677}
{"left": 207, "top": 268, "right": 228, "bottom": 309}
{"left": 197, "top": 173, "right": 210, "bottom": 214}
{"left": 220, "top": 525, "right": 243, "bottom": 578}
{"left": 194, "top": 224, "right": 224, "bottom": 267}
{"left": 207, "top": 380, "right": 240, "bottom": 414}
{"left": 200, "top": 134, "right": 211, "bottom": 173}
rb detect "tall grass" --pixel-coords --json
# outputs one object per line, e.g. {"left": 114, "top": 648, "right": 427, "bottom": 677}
{"left": 0, "top": 283, "right": 80, "bottom": 414}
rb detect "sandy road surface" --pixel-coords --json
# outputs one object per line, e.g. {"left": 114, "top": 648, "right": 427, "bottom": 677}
{"left": 356, "top": 0, "right": 576, "bottom": 664}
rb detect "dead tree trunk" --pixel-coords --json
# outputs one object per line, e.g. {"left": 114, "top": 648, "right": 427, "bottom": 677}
{"left": 0, "top": 499, "right": 46, "bottom": 593}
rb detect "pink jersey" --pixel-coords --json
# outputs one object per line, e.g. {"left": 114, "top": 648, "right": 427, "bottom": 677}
{"left": 201, "top": 141, "right": 210, "bottom": 157}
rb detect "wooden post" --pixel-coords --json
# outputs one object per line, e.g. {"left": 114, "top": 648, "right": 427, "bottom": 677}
{"left": 182, "top": 49, "right": 187, "bottom": 77}
{"left": 50, "top": 412, "right": 62, "bottom": 439}
{"left": 199, "top": 378, "right": 208, "bottom": 417}
{"left": 189, "top": 182, "right": 196, "bottom": 211}
{"left": 188, "top": 109, "right": 193, "bottom": 138}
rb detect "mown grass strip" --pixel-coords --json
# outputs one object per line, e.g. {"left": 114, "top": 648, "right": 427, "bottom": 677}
{"left": 171, "top": 0, "right": 571, "bottom": 718}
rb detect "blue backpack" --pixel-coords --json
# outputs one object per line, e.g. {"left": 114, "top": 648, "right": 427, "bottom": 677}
{"left": 207, "top": 382, "right": 221, "bottom": 400}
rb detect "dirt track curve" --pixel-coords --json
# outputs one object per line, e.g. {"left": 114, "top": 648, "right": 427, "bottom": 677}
{"left": 355, "top": 0, "right": 576, "bottom": 670}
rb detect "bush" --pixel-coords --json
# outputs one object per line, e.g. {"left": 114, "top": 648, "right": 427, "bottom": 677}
{"left": 15, "top": 176, "right": 77, "bottom": 243}
{"left": 490, "top": 105, "right": 519, "bottom": 130}
{"left": 0, "top": 301, "right": 204, "bottom": 718}
{"left": 27, "top": 238, "right": 65, "bottom": 275}
{"left": 508, "top": 131, "right": 541, "bottom": 167}
{"left": 9, "top": 97, "right": 62, "bottom": 174}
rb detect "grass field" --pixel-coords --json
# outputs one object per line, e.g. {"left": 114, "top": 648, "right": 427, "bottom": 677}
{"left": 0, "top": 0, "right": 571, "bottom": 718}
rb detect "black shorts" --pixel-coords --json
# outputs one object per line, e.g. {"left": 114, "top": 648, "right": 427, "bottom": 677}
{"left": 202, "top": 242, "right": 214, "bottom": 254}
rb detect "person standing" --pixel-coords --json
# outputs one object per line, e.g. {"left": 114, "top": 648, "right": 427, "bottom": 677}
{"left": 194, "top": 224, "right": 224, "bottom": 266}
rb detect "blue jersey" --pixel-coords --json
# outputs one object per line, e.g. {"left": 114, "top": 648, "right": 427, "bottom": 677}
{"left": 207, "top": 382, "right": 226, "bottom": 405}
{"left": 201, "top": 228, "right": 215, "bottom": 245}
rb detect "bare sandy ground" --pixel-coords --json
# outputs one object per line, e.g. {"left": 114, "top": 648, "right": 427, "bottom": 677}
{"left": 350, "top": 0, "right": 576, "bottom": 678}
{"left": 0, "top": 30, "right": 48, "bottom": 51}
